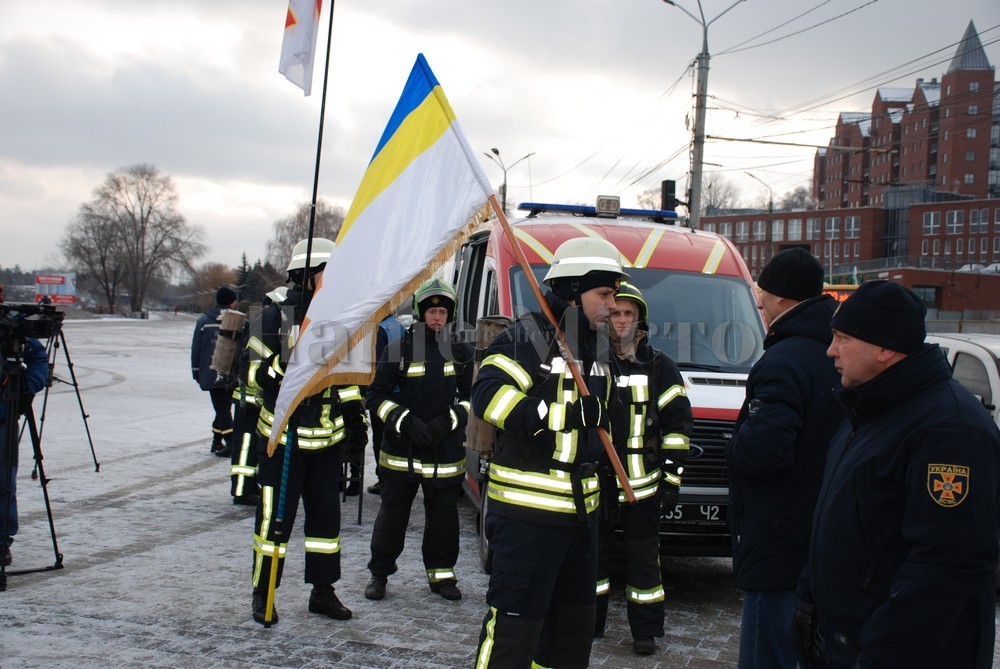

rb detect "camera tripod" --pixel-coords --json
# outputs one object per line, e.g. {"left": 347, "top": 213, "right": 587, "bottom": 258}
{"left": 2, "top": 358, "right": 64, "bottom": 591}
{"left": 30, "top": 328, "right": 100, "bottom": 476}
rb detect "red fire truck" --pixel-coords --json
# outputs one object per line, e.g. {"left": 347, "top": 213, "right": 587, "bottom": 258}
{"left": 452, "top": 196, "right": 765, "bottom": 571}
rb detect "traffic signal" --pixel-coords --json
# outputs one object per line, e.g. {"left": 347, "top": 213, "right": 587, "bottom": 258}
{"left": 661, "top": 180, "right": 678, "bottom": 212}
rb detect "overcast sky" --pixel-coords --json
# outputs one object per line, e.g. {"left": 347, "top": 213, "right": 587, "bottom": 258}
{"left": 2, "top": 0, "right": 998, "bottom": 273}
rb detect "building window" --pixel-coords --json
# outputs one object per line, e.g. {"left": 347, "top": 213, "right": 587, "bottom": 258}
{"left": 994, "top": 237, "right": 1000, "bottom": 258}
{"left": 921, "top": 239, "right": 929, "bottom": 256}
{"left": 703, "top": 223, "right": 716, "bottom": 233}
{"left": 845, "top": 215, "right": 860, "bottom": 239}
{"left": 969, "top": 238, "right": 975, "bottom": 256}
{"left": 967, "top": 128, "right": 977, "bottom": 139}
{"left": 933, "top": 239, "right": 940, "bottom": 255}
{"left": 721, "top": 222, "right": 732, "bottom": 238}
{"left": 969, "top": 105, "right": 978, "bottom": 115}
{"left": 966, "top": 151, "right": 976, "bottom": 162}
{"left": 736, "top": 220, "right": 749, "bottom": 242}
{"left": 806, "top": 218, "right": 821, "bottom": 240}
{"left": 945, "top": 239, "right": 952, "bottom": 256}
{"left": 957, "top": 238, "right": 964, "bottom": 256}
{"left": 788, "top": 218, "right": 802, "bottom": 241}
{"left": 854, "top": 241, "right": 859, "bottom": 258}
{"left": 825, "top": 217, "right": 840, "bottom": 239}
{"left": 946, "top": 210, "right": 964, "bottom": 234}
{"left": 970, "top": 81, "right": 980, "bottom": 92}
{"left": 995, "top": 208, "right": 1000, "bottom": 233}
{"left": 964, "top": 174, "right": 974, "bottom": 185}
{"left": 752, "top": 220, "right": 767, "bottom": 242}
{"left": 922, "top": 211, "right": 940, "bottom": 235}
{"left": 772, "top": 220, "right": 784, "bottom": 242}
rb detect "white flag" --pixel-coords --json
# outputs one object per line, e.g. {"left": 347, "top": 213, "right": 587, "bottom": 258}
{"left": 278, "top": 0, "right": 322, "bottom": 96}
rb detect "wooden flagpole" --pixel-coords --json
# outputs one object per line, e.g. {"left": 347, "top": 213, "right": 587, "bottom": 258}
{"left": 489, "top": 194, "right": 635, "bottom": 503}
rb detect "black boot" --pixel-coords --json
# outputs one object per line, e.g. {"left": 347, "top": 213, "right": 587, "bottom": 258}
{"left": 367, "top": 479, "right": 382, "bottom": 495}
{"left": 210, "top": 433, "right": 224, "bottom": 454}
{"left": 252, "top": 589, "right": 278, "bottom": 625}
{"left": 365, "top": 576, "right": 387, "bottom": 600}
{"left": 308, "top": 584, "right": 352, "bottom": 620}
{"left": 429, "top": 579, "right": 462, "bottom": 601}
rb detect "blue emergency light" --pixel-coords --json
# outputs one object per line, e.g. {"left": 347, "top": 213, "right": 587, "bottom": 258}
{"left": 517, "top": 196, "right": 678, "bottom": 223}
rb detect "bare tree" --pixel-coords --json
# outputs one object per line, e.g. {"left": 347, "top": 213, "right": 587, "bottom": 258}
{"left": 193, "top": 262, "right": 238, "bottom": 310}
{"left": 777, "top": 186, "right": 815, "bottom": 211}
{"left": 63, "top": 164, "right": 206, "bottom": 312}
{"left": 266, "top": 199, "right": 346, "bottom": 269}
{"left": 61, "top": 206, "right": 128, "bottom": 311}
{"left": 701, "top": 174, "right": 742, "bottom": 215}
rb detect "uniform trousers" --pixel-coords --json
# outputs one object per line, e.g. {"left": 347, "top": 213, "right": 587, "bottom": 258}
{"left": 367, "top": 476, "right": 461, "bottom": 582}
{"left": 209, "top": 387, "right": 234, "bottom": 442}
{"left": 595, "top": 494, "right": 664, "bottom": 639}
{"left": 252, "top": 438, "right": 342, "bottom": 590}
{"left": 475, "top": 512, "right": 598, "bottom": 669}
{"left": 230, "top": 400, "right": 260, "bottom": 497}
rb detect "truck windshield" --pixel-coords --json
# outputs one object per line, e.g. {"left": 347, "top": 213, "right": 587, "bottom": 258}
{"left": 510, "top": 266, "right": 764, "bottom": 374}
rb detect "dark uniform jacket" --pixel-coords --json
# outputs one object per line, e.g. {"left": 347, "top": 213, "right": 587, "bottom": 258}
{"left": 246, "top": 288, "right": 364, "bottom": 451}
{"left": 607, "top": 338, "right": 692, "bottom": 503}
{"left": 192, "top": 306, "right": 231, "bottom": 391}
{"left": 800, "top": 344, "right": 1000, "bottom": 669}
{"left": 367, "top": 322, "right": 473, "bottom": 486}
{"left": 472, "top": 292, "right": 615, "bottom": 527}
{"left": 726, "top": 294, "right": 841, "bottom": 591}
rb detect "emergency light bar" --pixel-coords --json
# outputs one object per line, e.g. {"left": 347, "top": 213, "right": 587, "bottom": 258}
{"left": 517, "top": 197, "right": 679, "bottom": 223}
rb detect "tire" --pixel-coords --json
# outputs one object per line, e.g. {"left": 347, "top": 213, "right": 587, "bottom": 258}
{"left": 479, "top": 481, "right": 494, "bottom": 574}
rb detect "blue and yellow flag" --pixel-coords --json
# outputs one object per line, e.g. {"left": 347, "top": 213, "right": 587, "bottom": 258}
{"left": 270, "top": 54, "right": 493, "bottom": 450}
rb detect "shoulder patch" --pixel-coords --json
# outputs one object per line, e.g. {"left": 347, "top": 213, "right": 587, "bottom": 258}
{"left": 927, "top": 463, "right": 970, "bottom": 508}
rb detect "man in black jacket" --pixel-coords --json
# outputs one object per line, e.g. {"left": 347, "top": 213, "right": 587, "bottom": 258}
{"left": 191, "top": 287, "right": 238, "bottom": 456}
{"left": 726, "top": 248, "right": 841, "bottom": 669}
{"left": 795, "top": 280, "right": 1000, "bottom": 668}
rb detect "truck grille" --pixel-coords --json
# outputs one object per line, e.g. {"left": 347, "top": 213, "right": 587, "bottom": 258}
{"left": 683, "top": 418, "right": 733, "bottom": 487}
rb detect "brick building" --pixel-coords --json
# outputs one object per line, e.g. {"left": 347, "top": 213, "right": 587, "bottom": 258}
{"left": 701, "top": 21, "right": 1000, "bottom": 313}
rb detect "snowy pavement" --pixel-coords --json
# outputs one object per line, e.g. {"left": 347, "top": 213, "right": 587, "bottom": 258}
{"left": 1, "top": 313, "right": 997, "bottom": 668}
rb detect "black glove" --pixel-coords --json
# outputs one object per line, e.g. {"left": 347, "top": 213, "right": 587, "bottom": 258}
{"left": 792, "top": 601, "right": 824, "bottom": 665}
{"left": 567, "top": 395, "right": 608, "bottom": 430}
{"left": 348, "top": 427, "right": 369, "bottom": 451}
{"left": 427, "top": 413, "right": 453, "bottom": 444}
{"left": 659, "top": 459, "right": 682, "bottom": 513}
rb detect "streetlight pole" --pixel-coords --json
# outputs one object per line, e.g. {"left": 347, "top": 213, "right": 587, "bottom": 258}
{"left": 662, "top": 0, "right": 744, "bottom": 230}
{"left": 483, "top": 148, "right": 535, "bottom": 216}
{"left": 744, "top": 171, "right": 774, "bottom": 232}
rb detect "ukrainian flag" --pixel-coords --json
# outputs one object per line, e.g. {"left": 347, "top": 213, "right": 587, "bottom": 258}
{"left": 270, "top": 54, "right": 493, "bottom": 450}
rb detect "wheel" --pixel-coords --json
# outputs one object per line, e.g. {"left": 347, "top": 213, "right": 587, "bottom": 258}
{"left": 478, "top": 481, "right": 494, "bottom": 574}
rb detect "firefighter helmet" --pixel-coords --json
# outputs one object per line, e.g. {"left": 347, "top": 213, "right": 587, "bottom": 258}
{"left": 542, "top": 237, "right": 629, "bottom": 286}
{"left": 286, "top": 237, "right": 335, "bottom": 272}
{"left": 412, "top": 278, "right": 457, "bottom": 321}
{"left": 264, "top": 286, "right": 288, "bottom": 305}
{"left": 614, "top": 282, "right": 648, "bottom": 323}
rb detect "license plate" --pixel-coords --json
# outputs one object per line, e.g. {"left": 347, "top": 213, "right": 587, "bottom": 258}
{"left": 660, "top": 503, "right": 727, "bottom": 526}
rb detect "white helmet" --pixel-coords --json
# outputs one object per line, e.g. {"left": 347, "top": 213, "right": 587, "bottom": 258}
{"left": 287, "top": 237, "right": 335, "bottom": 272}
{"left": 542, "top": 237, "right": 629, "bottom": 286}
{"left": 265, "top": 286, "right": 288, "bottom": 304}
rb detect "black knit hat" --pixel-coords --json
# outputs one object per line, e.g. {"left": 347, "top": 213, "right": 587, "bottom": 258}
{"left": 550, "top": 271, "right": 622, "bottom": 302}
{"left": 216, "top": 286, "right": 237, "bottom": 306}
{"left": 830, "top": 280, "right": 926, "bottom": 354}
{"left": 756, "top": 248, "right": 824, "bottom": 301}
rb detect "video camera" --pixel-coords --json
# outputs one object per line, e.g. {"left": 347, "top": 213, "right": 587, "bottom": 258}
{"left": 0, "top": 303, "right": 64, "bottom": 357}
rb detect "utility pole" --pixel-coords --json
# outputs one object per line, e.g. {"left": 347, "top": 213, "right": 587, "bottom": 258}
{"left": 662, "top": 0, "right": 745, "bottom": 229}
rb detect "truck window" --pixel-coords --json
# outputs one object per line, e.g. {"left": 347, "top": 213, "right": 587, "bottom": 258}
{"left": 508, "top": 266, "right": 764, "bottom": 374}
{"left": 953, "top": 352, "right": 993, "bottom": 406}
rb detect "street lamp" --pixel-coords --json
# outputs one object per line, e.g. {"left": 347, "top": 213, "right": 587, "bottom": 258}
{"left": 662, "top": 0, "right": 745, "bottom": 230}
{"left": 744, "top": 171, "right": 774, "bottom": 221}
{"left": 483, "top": 148, "right": 535, "bottom": 215}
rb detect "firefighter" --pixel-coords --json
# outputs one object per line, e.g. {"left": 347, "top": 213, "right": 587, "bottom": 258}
{"left": 247, "top": 238, "right": 368, "bottom": 625}
{"left": 594, "top": 282, "right": 692, "bottom": 656}
{"left": 364, "top": 278, "right": 473, "bottom": 601}
{"left": 472, "top": 237, "right": 628, "bottom": 669}
{"left": 229, "top": 286, "right": 287, "bottom": 507}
